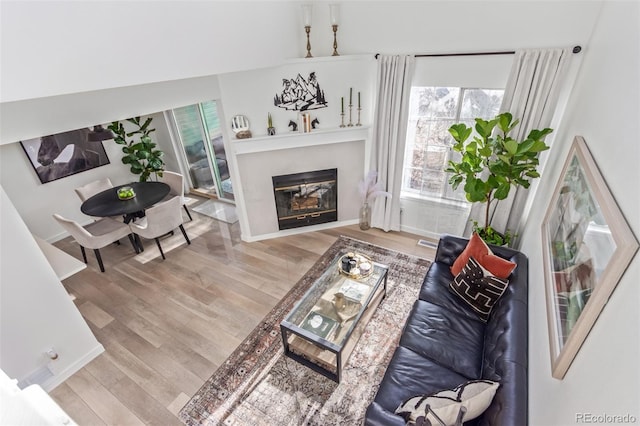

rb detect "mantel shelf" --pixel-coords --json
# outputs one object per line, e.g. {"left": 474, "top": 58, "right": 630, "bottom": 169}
{"left": 233, "top": 126, "right": 370, "bottom": 155}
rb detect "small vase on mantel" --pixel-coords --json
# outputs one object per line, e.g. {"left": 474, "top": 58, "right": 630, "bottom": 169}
{"left": 359, "top": 203, "right": 371, "bottom": 231}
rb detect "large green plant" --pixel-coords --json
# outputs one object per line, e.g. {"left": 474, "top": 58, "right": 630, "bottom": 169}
{"left": 108, "top": 116, "right": 165, "bottom": 182}
{"left": 446, "top": 112, "right": 552, "bottom": 245}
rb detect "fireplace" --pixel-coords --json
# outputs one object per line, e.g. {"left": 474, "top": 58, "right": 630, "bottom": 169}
{"left": 272, "top": 168, "right": 338, "bottom": 230}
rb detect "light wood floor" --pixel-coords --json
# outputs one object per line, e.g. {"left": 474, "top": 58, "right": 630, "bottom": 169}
{"left": 50, "top": 203, "right": 436, "bottom": 425}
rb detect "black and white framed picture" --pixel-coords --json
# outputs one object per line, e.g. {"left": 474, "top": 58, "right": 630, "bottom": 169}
{"left": 20, "top": 127, "right": 111, "bottom": 184}
{"left": 274, "top": 71, "right": 328, "bottom": 111}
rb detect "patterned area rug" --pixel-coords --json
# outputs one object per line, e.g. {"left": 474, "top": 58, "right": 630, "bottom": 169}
{"left": 179, "top": 236, "right": 432, "bottom": 426}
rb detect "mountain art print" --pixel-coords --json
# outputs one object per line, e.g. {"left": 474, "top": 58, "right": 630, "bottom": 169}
{"left": 274, "top": 71, "right": 327, "bottom": 111}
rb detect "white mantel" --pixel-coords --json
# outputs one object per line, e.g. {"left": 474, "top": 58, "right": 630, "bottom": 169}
{"left": 232, "top": 127, "right": 370, "bottom": 242}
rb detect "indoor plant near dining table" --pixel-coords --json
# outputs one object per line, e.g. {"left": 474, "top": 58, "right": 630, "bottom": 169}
{"left": 446, "top": 112, "right": 552, "bottom": 246}
{"left": 108, "top": 116, "right": 165, "bottom": 182}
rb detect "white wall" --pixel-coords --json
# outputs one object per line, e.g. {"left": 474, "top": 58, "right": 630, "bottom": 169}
{"left": 0, "top": 1, "right": 297, "bottom": 102}
{"left": 0, "top": 187, "right": 104, "bottom": 390}
{"left": 519, "top": 2, "right": 640, "bottom": 424}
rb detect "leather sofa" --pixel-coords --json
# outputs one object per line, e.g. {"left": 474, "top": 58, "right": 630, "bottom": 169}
{"left": 365, "top": 234, "right": 528, "bottom": 425}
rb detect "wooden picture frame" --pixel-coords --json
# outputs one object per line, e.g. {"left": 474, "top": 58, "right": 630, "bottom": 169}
{"left": 20, "top": 127, "right": 110, "bottom": 184}
{"left": 541, "top": 136, "right": 638, "bottom": 379}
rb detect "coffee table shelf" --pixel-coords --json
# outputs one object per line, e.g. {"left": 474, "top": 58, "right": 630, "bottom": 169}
{"left": 280, "top": 253, "right": 388, "bottom": 382}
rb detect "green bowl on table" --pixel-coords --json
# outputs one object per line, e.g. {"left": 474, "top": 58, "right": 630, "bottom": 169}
{"left": 117, "top": 186, "right": 136, "bottom": 200}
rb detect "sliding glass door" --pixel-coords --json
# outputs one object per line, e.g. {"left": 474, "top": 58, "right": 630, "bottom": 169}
{"left": 170, "top": 100, "right": 234, "bottom": 202}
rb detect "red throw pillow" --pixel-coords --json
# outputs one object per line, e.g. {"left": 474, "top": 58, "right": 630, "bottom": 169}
{"left": 451, "top": 233, "right": 516, "bottom": 279}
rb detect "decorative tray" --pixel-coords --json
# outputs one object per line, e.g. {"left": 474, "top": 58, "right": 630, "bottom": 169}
{"left": 338, "top": 252, "right": 373, "bottom": 279}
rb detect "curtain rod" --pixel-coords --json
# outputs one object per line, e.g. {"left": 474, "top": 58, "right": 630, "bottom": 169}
{"left": 374, "top": 46, "right": 581, "bottom": 59}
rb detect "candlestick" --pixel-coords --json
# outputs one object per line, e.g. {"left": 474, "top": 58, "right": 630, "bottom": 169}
{"left": 339, "top": 112, "right": 345, "bottom": 128}
{"left": 348, "top": 103, "right": 353, "bottom": 127}
{"left": 356, "top": 107, "right": 362, "bottom": 126}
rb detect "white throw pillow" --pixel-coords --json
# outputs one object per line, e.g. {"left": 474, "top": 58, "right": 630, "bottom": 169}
{"left": 395, "top": 380, "right": 499, "bottom": 426}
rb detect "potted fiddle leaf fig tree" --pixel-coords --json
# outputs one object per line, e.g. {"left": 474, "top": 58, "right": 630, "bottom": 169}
{"left": 446, "top": 112, "right": 552, "bottom": 246}
{"left": 108, "top": 116, "right": 165, "bottom": 182}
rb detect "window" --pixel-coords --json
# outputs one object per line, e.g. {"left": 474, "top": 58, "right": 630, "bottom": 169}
{"left": 401, "top": 87, "right": 504, "bottom": 202}
{"left": 170, "top": 100, "right": 233, "bottom": 200}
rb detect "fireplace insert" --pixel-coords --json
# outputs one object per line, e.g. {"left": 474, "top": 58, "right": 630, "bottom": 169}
{"left": 272, "top": 168, "right": 337, "bottom": 230}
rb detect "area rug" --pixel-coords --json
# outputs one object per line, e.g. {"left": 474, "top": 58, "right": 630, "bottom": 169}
{"left": 192, "top": 200, "right": 239, "bottom": 224}
{"left": 179, "top": 236, "right": 432, "bottom": 426}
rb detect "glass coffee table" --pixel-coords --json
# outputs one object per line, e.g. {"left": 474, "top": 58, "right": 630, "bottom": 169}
{"left": 280, "top": 252, "right": 389, "bottom": 383}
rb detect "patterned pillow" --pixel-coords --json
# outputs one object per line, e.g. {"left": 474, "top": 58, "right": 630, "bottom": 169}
{"left": 449, "top": 257, "right": 509, "bottom": 322}
{"left": 395, "top": 380, "right": 500, "bottom": 425}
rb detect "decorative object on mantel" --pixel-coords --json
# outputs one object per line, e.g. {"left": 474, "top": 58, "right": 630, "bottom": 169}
{"left": 231, "top": 115, "right": 252, "bottom": 139}
{"left": 20, "top": 127, "right": 111, "bottom": 184}
{"left": 302, "top": 3, "right": 313, "bottom": 58}
{"left": 356, "top": 91, "right": 362, "bottom": 126}
{"left": 541, "top": 136, "right": 639, "bottom": 380}
{"left": 358, "top": 170, "right": 391, "bottom": 230}
{"left": 288, "top": 120, "right": 298, "bottom": 132}
{"left": 446, "top": 112, "right": 551, "bottom": 246}
{"left": 109, "top": 116, "right": 165, "bottom": 182}
{"left": 329, "top": 4, "right": 340, "bottom": 56}
{"left": 274, "top": 71, "right": 327, "bottom": 111}
{"left": 267, "top": 113, "right": 276, "bottom": 136}
{"left": 341, "top": 88, "right": 362, "bottom": 128}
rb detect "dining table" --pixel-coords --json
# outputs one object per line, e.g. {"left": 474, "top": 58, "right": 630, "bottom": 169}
{"left": 80, "top": 181, "right": 170, "bottom": 223}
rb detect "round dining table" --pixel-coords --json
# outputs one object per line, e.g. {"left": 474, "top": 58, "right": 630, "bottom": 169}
{"left": 81, "top": 181, "right": 170, "bottom": 223}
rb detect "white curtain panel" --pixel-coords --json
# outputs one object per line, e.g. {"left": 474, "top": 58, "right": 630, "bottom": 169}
{"left": 465, "top": 48, "right": 572, "bottom": 244}
{"left": 370, "top": 55, "right": 415, "bottom": 231}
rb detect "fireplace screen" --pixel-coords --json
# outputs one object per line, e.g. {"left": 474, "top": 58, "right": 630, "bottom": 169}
{"left": 272, "top": 168, "right": 337, "bottom": 230}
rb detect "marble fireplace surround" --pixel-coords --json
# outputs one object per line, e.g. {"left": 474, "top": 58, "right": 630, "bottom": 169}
{"left": 232, "top": 127, "right": 369, "bottom": 242}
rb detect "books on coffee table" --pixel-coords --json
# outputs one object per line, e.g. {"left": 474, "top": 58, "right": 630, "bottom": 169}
{"left": 300, "top": 311, "right": 338, "bottom": 339}
{"left": 338, "top": 279, "right": 371, "bottom": 303}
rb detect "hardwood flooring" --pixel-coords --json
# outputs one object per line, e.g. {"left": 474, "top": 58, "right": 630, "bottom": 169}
{"left": 50, "top": 202, "right": 436, "bottom": 425}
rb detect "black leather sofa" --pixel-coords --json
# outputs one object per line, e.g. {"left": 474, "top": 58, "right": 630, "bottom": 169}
{"left": 365, "top": 235, "right": 528, "bottom": 425}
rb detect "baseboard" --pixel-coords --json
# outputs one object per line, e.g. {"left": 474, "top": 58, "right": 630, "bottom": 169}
{"left": 241, "top": 219, "right": 359, "bottom": 242}
{"left": 38, "top": 343, "right": 105, "bottom": 392}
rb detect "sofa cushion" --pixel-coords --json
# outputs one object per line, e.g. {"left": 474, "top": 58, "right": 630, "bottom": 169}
{"left": 399, "top": 300, "right": 485, "bottom": 379}
{"left": 371, "top": 346, "right": 470, "bottom": 416}
{"left": 418, "top": 264, "right": 483, "bottom": 322}
{"left": 451, "top": 233, "right": 516, "bottom": 279}
{"left": 449, "top": 257, "right": 509, "bottom": 322}
{"left": 395, "top": 380, "right": 499, "bottom": 426}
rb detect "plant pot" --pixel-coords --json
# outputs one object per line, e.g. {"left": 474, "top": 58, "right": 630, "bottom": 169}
{"left": 267, "top": 127, "right": 276, "bottom": 136}
{"left": 359, "top": 203, "right": 371, "bottom": 231}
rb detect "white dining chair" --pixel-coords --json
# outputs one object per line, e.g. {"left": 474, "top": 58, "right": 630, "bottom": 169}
{"left": 128, "top": 196, "right": 191, "bottom": 260}
{"left": 53, "top": 214, "right": 139, "bottom": 272}
{"left": 74, "top": 177, "right": 114, "bottom": 202}
{"left": 160, "top": 171, "right": 193, "bottom": 221}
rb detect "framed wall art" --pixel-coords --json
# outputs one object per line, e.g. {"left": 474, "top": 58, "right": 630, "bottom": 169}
{"left": 21, "top": 127, "right": 110, "bottom": 184}
{"left": 541, "top": 135, "right": 638, "bottom": 379}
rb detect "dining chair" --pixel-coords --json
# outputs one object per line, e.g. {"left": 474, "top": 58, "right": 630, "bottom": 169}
{"left": 128, "top": 196, "right": 191, "bottom": 260}
{"left": 159, "top": 171, "right": 193, "bottom": 221}
{"left": 52, "top": 214, "right": 139, "bottom": 272}
{"left": 74, "top": 177, "right": 114, "bottom": 202}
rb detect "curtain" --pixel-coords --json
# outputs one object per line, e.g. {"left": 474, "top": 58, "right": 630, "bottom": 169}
{"left": 464, "top": 48, "right": 572, "bottom": 244}
{"left": 370, "top": 55, "right": 415, "bottom": 231}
